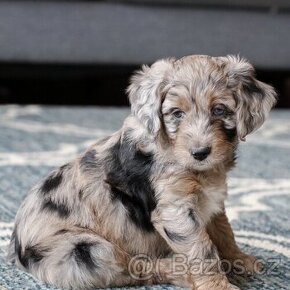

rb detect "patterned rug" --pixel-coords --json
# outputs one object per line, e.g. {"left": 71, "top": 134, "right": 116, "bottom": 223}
{"left": 0, "top": 105, "right": 289, "bottom": 290}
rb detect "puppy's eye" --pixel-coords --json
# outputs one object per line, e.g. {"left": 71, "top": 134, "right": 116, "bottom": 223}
{"left": 172, "top": 110, "right": 184, "bottom": 119}
{"left": 212, "top": 105, "right": 227, "bottom": 117}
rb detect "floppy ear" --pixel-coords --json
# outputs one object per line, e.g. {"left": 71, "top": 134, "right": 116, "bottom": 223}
{"left": 221, "top": 55, "right": 277, "bottom": 140}
{"left": 127, "top": 59, "right": 175, "bottom": 136}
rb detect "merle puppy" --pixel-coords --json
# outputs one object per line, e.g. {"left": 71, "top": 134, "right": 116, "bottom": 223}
{"left": 8, "top": 55, "right": 276, "bottom": 290}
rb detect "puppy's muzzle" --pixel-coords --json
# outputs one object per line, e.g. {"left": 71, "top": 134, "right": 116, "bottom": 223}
{"left": 191, "top": 147, "right": 211, "bottom": 161}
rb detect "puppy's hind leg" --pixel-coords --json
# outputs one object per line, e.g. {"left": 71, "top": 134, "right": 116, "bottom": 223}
{"left": 16, "top": 229, "right": 137, "bottom": 289}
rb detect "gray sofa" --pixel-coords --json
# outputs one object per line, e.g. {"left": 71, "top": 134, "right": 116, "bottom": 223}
{"left": 1, "top": 0, "right": 290, "bottom": 69}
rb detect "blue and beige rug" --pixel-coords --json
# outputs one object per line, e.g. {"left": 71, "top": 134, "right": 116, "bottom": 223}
{"left": 0, "top": 105, "right": 289, "bottom": 290}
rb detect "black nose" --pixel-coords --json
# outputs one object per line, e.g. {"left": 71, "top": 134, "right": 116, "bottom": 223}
{"left": 191, "top": 147, "right": 211, "bottom": 161}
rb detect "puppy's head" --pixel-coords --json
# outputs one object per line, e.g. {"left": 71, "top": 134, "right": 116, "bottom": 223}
{"left": 127, "top": 55, "right": 277, "bottom": 171}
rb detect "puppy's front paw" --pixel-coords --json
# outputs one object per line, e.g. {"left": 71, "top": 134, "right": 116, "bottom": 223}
{"left": 239, "top": 254, "right": 261, "bottom": 275}
{"left": 229, "top": 254, "right": 261, "bottom": 276}
{"left": 193, "top": 275, "right": 241, "bottom": 290}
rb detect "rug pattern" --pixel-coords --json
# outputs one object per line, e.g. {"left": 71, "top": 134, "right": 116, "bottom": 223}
{"left": 0, "top": 106, "right": 289, "bottom": 290}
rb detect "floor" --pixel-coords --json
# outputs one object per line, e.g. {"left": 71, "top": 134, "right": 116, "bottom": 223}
{"left": 0, "top": 105, "right": 289, "bottom": 290}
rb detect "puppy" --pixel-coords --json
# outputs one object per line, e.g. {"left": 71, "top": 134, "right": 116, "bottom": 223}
{"left": 8, "top": 55, "right": 276, "bottom": 290}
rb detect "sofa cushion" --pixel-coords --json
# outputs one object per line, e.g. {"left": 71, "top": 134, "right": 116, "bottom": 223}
{"left": 0, "top": 1, "right": 290, "bottom": 69}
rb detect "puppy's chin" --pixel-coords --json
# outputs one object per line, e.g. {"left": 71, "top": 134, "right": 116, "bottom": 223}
{"left": 190, "top": 160, "right": 215, "bottom": 171}
{"left": 175, "top": 156, "right": 216, "bottom": 172}
{"left": 186, "top": 155, "right": 227, "bottom": 172}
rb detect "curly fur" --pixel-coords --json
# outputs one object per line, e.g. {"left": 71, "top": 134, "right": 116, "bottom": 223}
{"left": 8, "top": 55, "right": 276, "bottom": 290}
